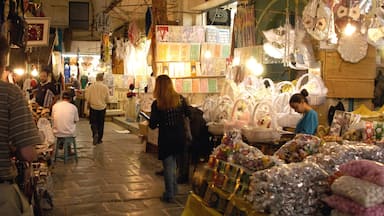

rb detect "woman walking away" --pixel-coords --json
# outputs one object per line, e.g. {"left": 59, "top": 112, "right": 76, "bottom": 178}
{"left": 149, "top": 75, "right": 190, "bottom": 203}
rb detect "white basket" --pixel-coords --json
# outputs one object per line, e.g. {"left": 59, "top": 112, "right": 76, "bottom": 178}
{"left": 224, "top": 98, "right": 254, "bottom": 131}
{"left": 296, "top": 73, "right": 328, "bottom": 106}
{"left": 207, "top": 122, "right": 225, "bottom": 136}
{"left": 274, "top": 81, "right": 302, "bottom": 128}
{"left": 241, "top": 101, "right": 281, "bottom": 143}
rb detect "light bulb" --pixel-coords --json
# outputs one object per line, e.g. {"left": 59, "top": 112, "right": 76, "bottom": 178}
{"left": 31, "top": 68, "right": 38, "bottom": 77}
{"left": 246, "top": 57, "right": 264, "bottom": 77}
{"left": 204, "top": 50, "right": 212, "bottom": 59}
{"left": 14, "top": 68, "right": 25, "bottom": 75}
{"left": 344, "top": 23, "right": 356, "bottom": 36}
{"left": 233, "top": 57, "right": 240, "bottom": 66}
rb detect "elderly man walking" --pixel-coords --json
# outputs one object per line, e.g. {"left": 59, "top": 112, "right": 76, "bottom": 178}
{"left": 85, "top": 73, "right": 110, "bottom": 145}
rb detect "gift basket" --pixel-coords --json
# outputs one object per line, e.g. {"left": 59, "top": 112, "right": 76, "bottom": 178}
{"left": 296, "top": 73, "right": 328, "bottom": 106}
{"left": 273, "top": 81, "right": 302, "bottom": 128}
{"left": 241, "top": 101, "right": 281, "bottom": 143}
{"left": 205, "top": 96, "right": 234, "bottom": 136}
{"left": 202, "top": 96, "right": 233, "bottom": 136}
{"left": 224, "top": 98, "right": 254, "bottom": 132}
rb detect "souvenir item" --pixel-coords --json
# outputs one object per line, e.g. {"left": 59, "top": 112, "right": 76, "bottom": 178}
{"left": 241, "top": 101, "right": 281, "bottom": 143}
{"left": 296, "top": 73, "right": 328, "bottom": 106}
{"left": 337, "top": 32, "right": 368, "bottom": 63}
{"left": 274, "top": 81, "right": 302, "bottom": 128}
{"left": 302, "top": 0, "right": 332, "bottom": 40}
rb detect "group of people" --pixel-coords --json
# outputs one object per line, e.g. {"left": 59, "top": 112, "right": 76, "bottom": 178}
{"left": 148, "top": 76, "right": 319, "bottom": 203}
{"left": 0, "top": 34, "right": 111, "bottom": 214}
{"left": 0, "top": 27, "right": 320, "bottom": 213}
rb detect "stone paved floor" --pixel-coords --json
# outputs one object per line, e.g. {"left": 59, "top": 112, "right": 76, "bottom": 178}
{"left": 47, "top": 119, "right": 190, "bottom": 216}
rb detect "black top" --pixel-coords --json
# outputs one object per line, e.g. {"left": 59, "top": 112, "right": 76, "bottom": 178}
{"left": 149, "top": 96, "right": 190, "bottom": 160}
{"left": 35, "top": 82, "right": 58, "bottom": 107}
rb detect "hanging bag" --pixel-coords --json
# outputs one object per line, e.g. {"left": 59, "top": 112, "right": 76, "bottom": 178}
{"left": 7, "top": 0, "right": 27, "bottom": 48}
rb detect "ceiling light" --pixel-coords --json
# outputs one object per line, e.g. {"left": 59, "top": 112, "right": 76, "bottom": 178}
{"left": 14, "top": 68, "right": 25, "bottom": 76}
{"left": 344, "top": 23, "right": 356, "bottom": 36}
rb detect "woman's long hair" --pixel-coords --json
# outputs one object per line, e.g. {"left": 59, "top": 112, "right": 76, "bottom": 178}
{"left": 153, "top": 74, "right": 180, "bottom": 110}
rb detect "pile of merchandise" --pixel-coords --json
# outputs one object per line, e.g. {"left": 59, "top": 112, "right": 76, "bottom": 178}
{"left": 191, "top": 127, "right": 384, "bottom": 215}
{"left": 323, "top": 160, "right": 384, "bottom": 215}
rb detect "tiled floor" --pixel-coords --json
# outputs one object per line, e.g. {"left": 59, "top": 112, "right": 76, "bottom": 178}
{"left": 47, "top": 119, "right": 190, "bottom": 216}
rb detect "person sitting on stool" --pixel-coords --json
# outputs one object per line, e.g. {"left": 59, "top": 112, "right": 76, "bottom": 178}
{"left": 52, "top": 91, "right": 79, "bottom": 152}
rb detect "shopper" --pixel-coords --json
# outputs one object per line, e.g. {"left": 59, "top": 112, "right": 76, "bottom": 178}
{"left": 149, "top": 74, "right": 190, "bottom": 203}
{"left": 52, "top": 91, "right": 79, "bottom": 138}
{"left": 0, "top": 35, "right": 40, "bottom": 215}
{"left": 85, "top": 73, "right": 110, "bottom": 145}
{"left": 33, "top": 67, "right": 59, "bottom": 108}
{"left": 289, "top": 89, "right": 319, "bottom": 135}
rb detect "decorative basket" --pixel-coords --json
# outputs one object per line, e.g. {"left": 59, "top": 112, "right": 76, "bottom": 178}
{"left": 274, "top": 81, "right": 302, "bottom": 128}
{"left": 224, "top": 98, "right": 254, "bottom": 131}
{"left": 296, "top": 73, "right": 328, "bottom": 106}
{"left": 207, "top": 122, "right": 225, "bottom": 136}
{"left": 241, "top": 101, "right": 281, "bottom": 143}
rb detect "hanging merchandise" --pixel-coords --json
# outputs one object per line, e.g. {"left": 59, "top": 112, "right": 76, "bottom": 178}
{"left": 96, "top": 12, "right": 111, "bottom": 33}
{"left": 302, "top": 0, "right": 332, "bottom": 41}
{"left": 233, "top": 4, "right": 256, "bottom": 48}
{"left": 100, "top": 33, "right": 110, "bottom": 62}
{"left": 337, "top": 32, "right": 368, "bottom": 63}
{"left": 367, "top": 2, "right": 384, "bottom": 47}
{"left": 332, "top": 0, "right": 372, "bottom": 62}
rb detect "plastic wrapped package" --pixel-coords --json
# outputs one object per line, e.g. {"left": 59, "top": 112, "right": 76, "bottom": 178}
{"left": 339, "top": 160, "right": 384, "bottom": 186}
{"left": 232, "top": 147, "right": 282, "bottom": 172}
{"left": 274, "top": 134, "right": 323, "bottom": 163}
{"left": 247, "top": 162, "right": 329, "bottom": 216}
{"left": 324, "top": 195, "right": 384, "bottom": 216}
{"left": 305, "top": 142, "right": 384, "bottom": 174}
{"left": 331, "top": 176, "right": 384, "bottom": 208}
{"left": 211, "top": 130, "right": 244, "bottom": 162}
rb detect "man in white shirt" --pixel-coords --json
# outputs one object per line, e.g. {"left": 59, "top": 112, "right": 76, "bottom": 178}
{"left": 52, "top": 91, "right": 79, "bottom": 138}
{"left": 85, "top": 73, "right": 110, "bottom": 145}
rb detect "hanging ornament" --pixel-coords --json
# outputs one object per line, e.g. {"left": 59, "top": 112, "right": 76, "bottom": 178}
{"left": 302, "top": 0, "right": 332, "bottom": 41}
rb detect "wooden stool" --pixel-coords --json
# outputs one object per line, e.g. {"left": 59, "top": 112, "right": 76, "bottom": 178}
{"left": 55, "top": 137, "right": 78, "bottom": 163}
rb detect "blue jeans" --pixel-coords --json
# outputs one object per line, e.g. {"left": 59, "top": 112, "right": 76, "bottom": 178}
{"left": 162, "top": 155, "right": 178, "bottom": 199}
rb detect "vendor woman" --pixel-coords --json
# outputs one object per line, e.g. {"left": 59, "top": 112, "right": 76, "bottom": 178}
{"left": 289, "top": 89, "right": 318, "bottom": 135}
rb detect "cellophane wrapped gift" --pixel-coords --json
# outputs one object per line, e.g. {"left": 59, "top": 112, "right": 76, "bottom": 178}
{"left": 304, "top": 142, "right": 384, "bottom": 174}
{"left": 231, "top": 143, "right": 283, "bottom": 172}
{"left": 274, "top": 134, "right": 323, "bottom": 163}
{"left": 338, "top": 159, "right": 384, "bottom": 186}
{"left": 331, "top": 176, "right": 384, "bottom": 208}
{"left": 247, "top": 162, "right": 329, "bottom": 216}
{"left": 211, "top": 130, "right": 243, "bottom": 162}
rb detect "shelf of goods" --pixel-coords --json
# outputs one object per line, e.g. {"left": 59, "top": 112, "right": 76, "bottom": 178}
{"left": 183, "top": 129, "right": 384, "bottom": 216}
{"left": 23, "top": 103, "right": 55, "bottom": 213}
